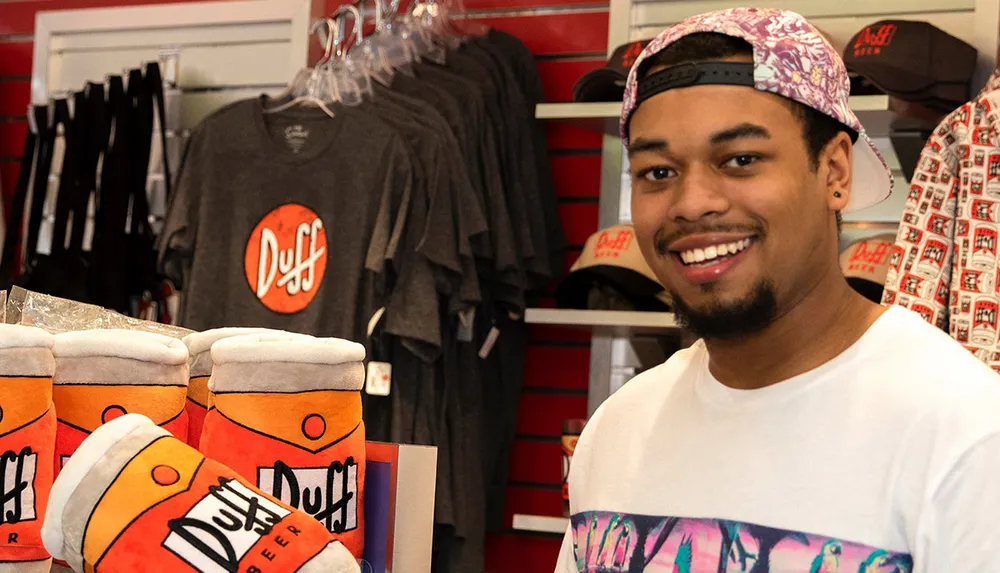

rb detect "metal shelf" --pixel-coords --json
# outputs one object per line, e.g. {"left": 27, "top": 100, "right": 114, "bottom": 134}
{"left": 512, "top": 513, "right": 569, "bottom": 534}
{"left": 534, "top": 102, "right": 622, "bottom": 135}
{"left": 524, "top": 308, "right": 678, "bottom": 336}
{"left": 535, "top": 95, "right": 920, "bottom": 139}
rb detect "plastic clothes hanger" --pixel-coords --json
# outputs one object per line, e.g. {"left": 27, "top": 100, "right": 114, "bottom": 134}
{"left": 325, "top": 4, "right": 368, "bottom": 106}
{"left": 352, "top": 0, "right": 395, "bottom": 87}
{"left": 369, "top": 0, "right": 417, "bottom": 77}
{"left": 264, "top": 18, "right": 338, "bottom": 118}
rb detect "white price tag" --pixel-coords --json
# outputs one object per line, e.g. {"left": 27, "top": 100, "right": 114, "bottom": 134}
{"left": 365, "top": 361, "right": 392, "bottom": 396}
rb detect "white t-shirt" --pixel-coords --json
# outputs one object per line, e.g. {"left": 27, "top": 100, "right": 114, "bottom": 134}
{"left": 555, "top": 306, "right": 1000, "bottom": 573}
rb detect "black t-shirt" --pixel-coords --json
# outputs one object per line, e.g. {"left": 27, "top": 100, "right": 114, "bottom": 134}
{"left": 157, "top": 98, "right": 416, "bottom": 347}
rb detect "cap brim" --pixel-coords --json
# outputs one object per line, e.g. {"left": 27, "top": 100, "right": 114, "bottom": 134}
{"left": 846, "top": 131, "right": 894, "bottom": 213}
{"left": 555, "top": 266, "right": 667, "bottom": 309}
{"left": 573, "top": 69, "right": 628, "bottom": 102}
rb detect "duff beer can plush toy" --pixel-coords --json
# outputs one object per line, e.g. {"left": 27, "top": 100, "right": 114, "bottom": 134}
{"left": 0, "top": 325, "right": 57, "bottom": 573}
{"left": 200, "top": 334, "right": 367, "bottom": 559}
{"left": 40, "top": 414, "right": 360, "bottom": 573}
{"left": 51, "top": 330, "right": 189, "bottom": 476}
{"left": 181, "top": 328, "right": 312, "bottom": 450}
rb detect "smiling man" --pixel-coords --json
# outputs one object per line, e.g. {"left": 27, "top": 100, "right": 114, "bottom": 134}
{"left": 555, "top": 8, "right": 1000, "bottom": 573}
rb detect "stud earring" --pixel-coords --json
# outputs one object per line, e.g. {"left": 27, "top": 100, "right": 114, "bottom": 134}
{"left": 833, "top": 192, "right": 842, "bottom": 198}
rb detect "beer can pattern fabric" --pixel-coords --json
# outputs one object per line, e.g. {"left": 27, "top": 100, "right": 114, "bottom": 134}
{"left": 0, "top": 325, "right": 57, "bottom": 572}
{"left": 181, "top": 328, "right": 313, "bottom": 450}
{"left": 200, "top": 334, "right": 367, "bottom": 558}
{"left": 40, "top": 414, "right": 359, "bottom": 573}
{"left": 51, "top": 330, "right": 190, "bottom": 478}
{"left": 883, "top": 70, "right": 1000, "bottom": 371}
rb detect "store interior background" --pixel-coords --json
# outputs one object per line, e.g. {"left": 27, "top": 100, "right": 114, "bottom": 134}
{"left": 0, "top": 0, "right": 604, "bottom": 570}
{"left": 2, "top": 0, "right": 992, "bottom": 571}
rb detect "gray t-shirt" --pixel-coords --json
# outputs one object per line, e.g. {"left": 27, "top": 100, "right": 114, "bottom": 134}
{"left": 157, "top": 98, "right": 415, "bottom": 346}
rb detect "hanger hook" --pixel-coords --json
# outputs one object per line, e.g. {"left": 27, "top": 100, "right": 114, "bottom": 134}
{"left": 331, "top": 3, "right": 362, "bottom": 59}
{"left": 311, "top": 17, "right": 336, "bottom": 66}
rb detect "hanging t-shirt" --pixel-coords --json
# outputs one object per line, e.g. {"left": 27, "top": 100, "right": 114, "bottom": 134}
{"left": 556, "top": 306, "right": 1000, "bottom": 572}
{"left": 157, "top": 98, "right": 414, "bottom": 344}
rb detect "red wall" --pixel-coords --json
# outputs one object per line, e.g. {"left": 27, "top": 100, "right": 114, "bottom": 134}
{"left": 0, "top": 1, "right": 606, "bottom": 570}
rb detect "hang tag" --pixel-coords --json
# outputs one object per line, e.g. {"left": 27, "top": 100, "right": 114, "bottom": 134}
{"left": 366, "top": 361, "right": 392, "bottom": 396}
{"left": 457, "top": 308, "right": 476, "bottom": 342}
{"left": 367, "top": 307, "right": 386, "bottom": 338}
{"left": 478, "top": 327, "right": 500, "bottom": 359}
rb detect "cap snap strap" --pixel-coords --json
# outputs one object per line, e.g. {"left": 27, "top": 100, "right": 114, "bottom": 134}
{"left": 636, "top": 61, "right": 754, "bottom": 106}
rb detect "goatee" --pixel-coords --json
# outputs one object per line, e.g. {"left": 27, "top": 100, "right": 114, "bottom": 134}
{"left": 670, "top": 280, "right": 778, "bottom": 340}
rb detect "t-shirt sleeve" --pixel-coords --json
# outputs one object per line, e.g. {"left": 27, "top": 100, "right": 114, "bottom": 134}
{"left": 369, "top": 136, "right": 442, "bottom": 362}
{"left": 156, "top": 127, "right": 206, "bottom": 290}
{"left": 915, "top": 431, "right": 1000, "bottom": 572}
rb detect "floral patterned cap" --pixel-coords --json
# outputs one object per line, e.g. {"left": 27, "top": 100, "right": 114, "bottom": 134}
{"left": 620, "top": 7, "right": 893, "bottom": 213}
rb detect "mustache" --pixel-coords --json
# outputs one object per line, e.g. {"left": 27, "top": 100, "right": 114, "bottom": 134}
{"left": 654, "top": 223, "right": 764, "bottom": 255}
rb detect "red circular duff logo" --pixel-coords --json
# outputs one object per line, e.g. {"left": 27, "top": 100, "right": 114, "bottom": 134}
{"left": 244, "top": 204, "right": 328, "bottom": 314}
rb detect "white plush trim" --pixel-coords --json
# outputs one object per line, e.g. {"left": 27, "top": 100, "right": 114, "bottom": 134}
{"left": 42, "top": 414, "right": 167, "bottom": 560}
{"left": 53, "top": 330, "right": 188, "bottom": 365}
{"left": 212, "top": 335, "right": 365, "bottom": 366}
{"left": 0, "top": 324, "right": 54, "bottom": 350}
{"left": 182, "top": 328, "right": 310, "bottom": 360}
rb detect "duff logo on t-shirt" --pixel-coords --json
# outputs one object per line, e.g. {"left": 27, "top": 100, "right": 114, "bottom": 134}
{"left": 244, "top": 204, "right": 328, "bottom": 314}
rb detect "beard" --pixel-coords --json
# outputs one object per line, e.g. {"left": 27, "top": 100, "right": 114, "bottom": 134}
{"left": 670, "top": 279, "right": 778, "bottom": 340}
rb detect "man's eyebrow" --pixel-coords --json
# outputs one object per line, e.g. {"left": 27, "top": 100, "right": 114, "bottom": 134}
{"left": 710, "top": 123, "right": 771, "bottom": 145}
{"left": 626, "top": 137, "right": 668, "bottom": 157}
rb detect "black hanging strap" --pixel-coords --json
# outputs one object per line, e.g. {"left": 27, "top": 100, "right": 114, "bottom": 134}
{"left": 50, "top": 96, "right": 79, "bottom": 256}
{"left": 0, "top": 107, "right": 43, "bottom": 282}
{"left": 23, "top": 103, "right": 58, "bottom": 265}
{"left": 145, "top": 62, "right": 172, "bottom": 198}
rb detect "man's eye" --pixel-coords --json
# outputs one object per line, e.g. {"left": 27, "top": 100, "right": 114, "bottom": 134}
{"left": 724, "top": 154, "right": 759, "bottom": 168}
{"left": 639, "top": 167, "right": 675, "bottom": 181}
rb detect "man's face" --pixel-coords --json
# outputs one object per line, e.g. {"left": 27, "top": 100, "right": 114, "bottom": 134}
{"left": 628, "top": 72, "right": 845, "bottom": 338}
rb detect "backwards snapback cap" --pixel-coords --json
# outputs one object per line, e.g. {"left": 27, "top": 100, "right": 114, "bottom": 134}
{"left": 620, "top": 7, "right": 894, "bottom": 213}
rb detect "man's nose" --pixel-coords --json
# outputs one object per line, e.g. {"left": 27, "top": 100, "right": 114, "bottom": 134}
{"left": 667, "top": 167, "right": 730, "bottom": 223}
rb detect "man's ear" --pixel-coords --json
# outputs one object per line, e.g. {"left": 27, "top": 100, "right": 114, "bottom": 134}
{"left": 825, "top": 131, "right": 853, "bottom": 212}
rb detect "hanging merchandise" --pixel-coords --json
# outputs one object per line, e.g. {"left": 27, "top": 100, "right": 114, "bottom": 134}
{"left": 882, "top": 69, "right": 1000, "bottom": 371}
{"left": 0, "top": 63, "right": 173, "bottom": 322}
{"left": 156, "top": 4, "right": 565, "bottom": 571}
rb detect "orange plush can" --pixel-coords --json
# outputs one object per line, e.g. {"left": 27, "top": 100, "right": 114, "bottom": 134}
{"left": 200, "top": 334, "right": 366, "bottom": 559}
{"left": 0, "top": 325, "right": 57, "bottom": 572}
{"left": 41, "top": 414, "right": 359, "bottom": 573}
{"left": 51, "top": 330, "right": 190, "bottom": 477}
{"left": 181, "top": 328, "right": 308, "bottom": 450}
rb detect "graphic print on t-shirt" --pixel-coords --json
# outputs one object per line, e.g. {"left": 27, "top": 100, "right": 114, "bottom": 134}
{"left": 571, "top": 512, "right": 912, "bottom": 572}
{"left": 244, "top": 203, "right": 327, "bottom": 314}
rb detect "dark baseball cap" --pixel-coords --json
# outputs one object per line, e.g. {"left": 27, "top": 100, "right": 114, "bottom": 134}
{"left": 843, "top": 20, "right": 976, "bottom": 109}
{"left": 573, "top": 40, "right": 650, "bottom": 102}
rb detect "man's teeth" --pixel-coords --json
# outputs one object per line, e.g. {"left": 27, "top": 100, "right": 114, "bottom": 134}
{"left": 679, "top": 238, "right": 752, "bottom": 264}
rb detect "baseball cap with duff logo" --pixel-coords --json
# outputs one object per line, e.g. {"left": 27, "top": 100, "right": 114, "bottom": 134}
{"left": 620, "top": 7, "right": 894, "bottom": 214}
{"left": 839, "top": 233, "right": 898, "bottom": 302}
{"left": 555, "top": 225, "right": 671, "bottom": 311}
{"left": 573, "top": 40, "right": 651, "bottom": 102}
